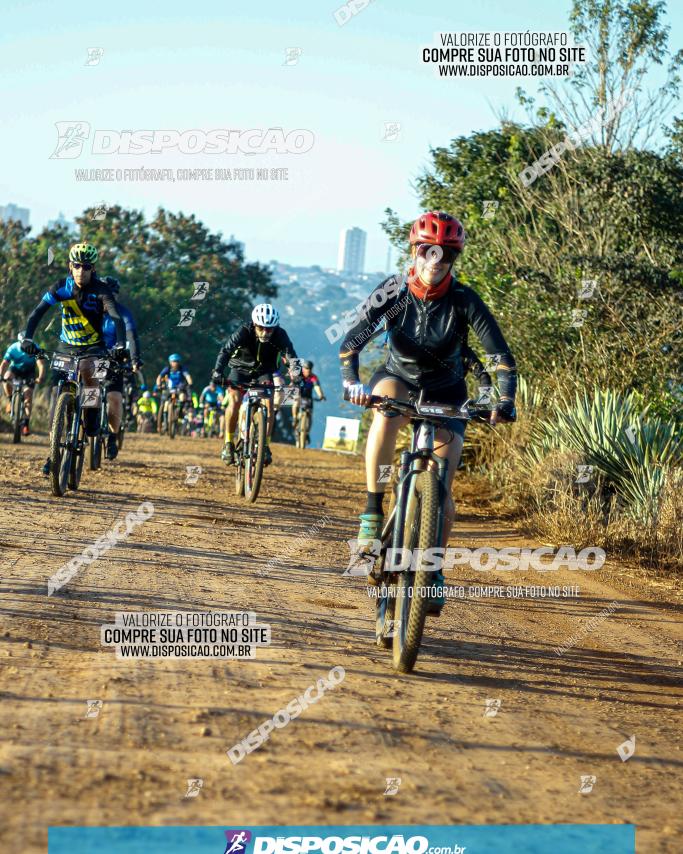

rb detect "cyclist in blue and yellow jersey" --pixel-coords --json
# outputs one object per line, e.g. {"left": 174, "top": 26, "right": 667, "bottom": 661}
{"left": 1, "top": 336, "right": 48, "bottom": 435}
{"left": 212, "top": 303, "right": 299, "bottom": 466}
{"left": 100, "top": 276, "right": 143, "bottom": 459}
{"left": 20, "top": 242, "right": 129, "bottom": 474}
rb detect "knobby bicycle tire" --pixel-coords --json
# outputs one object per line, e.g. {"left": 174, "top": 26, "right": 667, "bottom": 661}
{"left": 393, "top": 469, "right": 440, "bottom": 673}
{"left": 50, "top": 393, "right": 74, "bottom": 497}
{"left": 11, "top": 388, "right": 22, "bottom": 444}
{"left": 245, "top": 405, "right": 267, "bottom": 503}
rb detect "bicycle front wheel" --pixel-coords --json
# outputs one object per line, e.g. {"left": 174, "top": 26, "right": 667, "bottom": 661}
{"left": 244, "top": 405, "right": 266, "bottom": 503}
{"left": 392, "top": 469, "right": 440, "bottom": 674}
{"left": 11, "top": 389, "right": 22, "bottom": 444}
{"left": 50, "top": 393, "right": 75, "bottom": 497}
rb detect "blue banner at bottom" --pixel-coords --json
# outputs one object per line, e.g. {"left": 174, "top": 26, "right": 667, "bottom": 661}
{"left": 48, "top": 824, "right": 634, "bottom": 854}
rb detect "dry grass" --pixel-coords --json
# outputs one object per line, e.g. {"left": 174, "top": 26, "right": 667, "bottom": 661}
{"left": 465, "top": 429, "right": 683, "bottom": 573}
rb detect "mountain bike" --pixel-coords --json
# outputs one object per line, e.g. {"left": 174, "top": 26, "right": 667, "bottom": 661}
{"left": 294, "top": 395, "right": 313, "bottom": 449}
{"left": 88, "top": 358, "right": 128, "bottom": 470}
{"left": 48, "top": 351, "right": 107, "bottom": 497}
{"left": 137, "top": 410, "right": 155, "bottom": 433}
{"left": 157, "top": 385, "right": 183, "bottom": 438}
{"left": 117, "top": 369, "right": 137, "bottom": 449}
{"left": 345, "top": 389, "right": 491, "bottom": 674}
{"left": 9, "top": 376, "right": 34, "bottom": 444}
{"left": 203, "top": 404, "right": 221, "bottom": 438}
{"left": 234, "top": 381, "right": 272, "bottom": 503}
{"left": 181, "top": 408, "right": 201, "bottom": 437}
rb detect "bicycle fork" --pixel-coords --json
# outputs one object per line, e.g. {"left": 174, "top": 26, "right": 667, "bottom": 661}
{"left": 389, "top": 450, "right": 449, "bottom": 564}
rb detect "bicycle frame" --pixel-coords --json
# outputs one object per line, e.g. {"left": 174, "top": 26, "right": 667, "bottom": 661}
{"left": 384, "top": 421, "right": 449, "bottom": 568}
{"left": 238, "top": 385, "right": 271, "bottom": 454}
{"left": 52, "top": 354, "right": 89, "bottom": 439}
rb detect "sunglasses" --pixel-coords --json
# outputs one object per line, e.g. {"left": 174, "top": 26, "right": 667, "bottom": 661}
{"left": 415, "top": 244, "right": 459, "bottom": 265}
{"left": 71, "top": 262, "right": 93, "bottom": 271}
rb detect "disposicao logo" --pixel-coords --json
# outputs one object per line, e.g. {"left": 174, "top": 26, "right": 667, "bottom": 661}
{"left": 224, "top": 830, "right": 253, "bottom": 854}
{"left": 246, "top": 835, "right": 429, "bottom": 854}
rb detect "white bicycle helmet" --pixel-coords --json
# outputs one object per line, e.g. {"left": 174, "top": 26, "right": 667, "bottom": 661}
{"left": 251, "top": 303, "right": 280, "bottom": 328}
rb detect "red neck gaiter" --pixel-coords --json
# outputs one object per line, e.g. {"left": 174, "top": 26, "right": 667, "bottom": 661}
{"left": 407, "top": 267, "right": 452, "bottom": 301}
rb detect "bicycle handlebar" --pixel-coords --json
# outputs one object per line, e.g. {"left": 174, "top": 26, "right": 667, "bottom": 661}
{"left": 343, "top": 388, "right": 493, "bottom": 423}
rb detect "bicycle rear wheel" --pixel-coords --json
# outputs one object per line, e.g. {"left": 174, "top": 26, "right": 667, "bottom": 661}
{"left": 50, "top": 393, "right": 74, "bottom": 497}
{"left": 68, "top": 421, "right": 86, "bottom": 490}
{"left": 244, "top": 405, "right": 266, "bottom": 503}
{"left": 376, "top": 589, "right": 396, "bottom": 649}
{"left": 11, "top": 389, "right": 22, "bottom": 444}
{"left": 392, "top": 469, "right": 440, "bottom": 673}
{"left": 89, "top": 435, "right": 102, "bottom": 470}
{"left": 375, "top": 510, "right": 397, "bottom": 649}
{"left": 234, "top": 439, "right": 245, "bottom": 496}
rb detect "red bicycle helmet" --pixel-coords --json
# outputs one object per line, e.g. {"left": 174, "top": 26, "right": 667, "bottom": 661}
{"left": 409, "top": 211, "right": 465, "bottom": 251}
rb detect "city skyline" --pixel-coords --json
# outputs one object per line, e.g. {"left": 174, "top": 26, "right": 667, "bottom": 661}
{"left": 0, "top": 202, "right": 30, "bottom": 227}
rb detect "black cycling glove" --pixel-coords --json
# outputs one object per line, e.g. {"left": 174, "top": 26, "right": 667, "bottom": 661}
{"left": 110, "top": 346, "right": 130, "bottom": 364}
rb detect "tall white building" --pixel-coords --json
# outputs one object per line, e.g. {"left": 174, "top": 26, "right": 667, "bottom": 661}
{"left": 337, "top": 227, "right": 366, "bottom": 274}
{"left": 0, "top": 203, "right": 30, "bottom": 227}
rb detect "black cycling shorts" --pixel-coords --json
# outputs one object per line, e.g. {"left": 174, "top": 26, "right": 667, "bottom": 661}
{"left": 4, "top": 367, "right": 35, "bottom": 382}
{"left": 55, "top": 343, "right": 108, "bottom": 358}
{"left": 369, "top": 366, "right": 467, "bottom": 438}
{"left": 226, "top": 368, "right": 273, "bottom": 389}
{"left": 105, "top": 373, "right": 124, "bottom": 394}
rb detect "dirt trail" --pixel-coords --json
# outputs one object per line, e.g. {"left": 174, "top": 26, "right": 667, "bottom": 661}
{"left": 1, "top": 432, "right": 682, "bottom": 853}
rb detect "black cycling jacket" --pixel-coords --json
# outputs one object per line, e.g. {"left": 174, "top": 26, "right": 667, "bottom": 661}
{"left": 339, "top": 275, "right": 516, "bottom": 400}
{"left": 214, "top": 323, "right": 297, "bottom": 376}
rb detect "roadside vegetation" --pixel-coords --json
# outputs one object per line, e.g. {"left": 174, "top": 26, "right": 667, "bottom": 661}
{"left": 381, "top": 0, "right": 683, "bottom": 568}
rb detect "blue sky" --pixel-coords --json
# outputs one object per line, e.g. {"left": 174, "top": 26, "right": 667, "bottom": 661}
{"left": 1, "top": 0, "right": 681, "bottom": 270}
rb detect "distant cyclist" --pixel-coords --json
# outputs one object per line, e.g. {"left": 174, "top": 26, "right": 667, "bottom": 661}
{"left": 136, "top": 390, "right": 157, "bottom": 432}
{"left": 20, "top": 242, "right": 128, "bottom": 475}
{"left": 291, "top": 359, "right": 325, "bottom": 435}
{"left": 212, "top": 303, "right": 299, "bottom": 466}
{"left": 156, "top": 354, "right": 193, "bottom": 420}
{"left": 100, "top": 276, "right": 142, "bottom": 459}
{"left": 199, "top": 380, "right": 224, "bottom": 434}
{"left": 1, "top": 335, "right": 47, "bottom": 435}
{"left": 340, "top": 211, "right": 516, "bottom": 610}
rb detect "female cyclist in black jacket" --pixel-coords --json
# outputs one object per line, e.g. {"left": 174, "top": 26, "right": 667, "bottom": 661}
{"left": 339, "top": 211, "right": 517, "bottom": 606}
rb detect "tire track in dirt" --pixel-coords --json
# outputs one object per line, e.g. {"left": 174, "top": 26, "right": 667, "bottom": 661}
{"left": 1, "top": 433, "right": 682, "bottom": 852}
